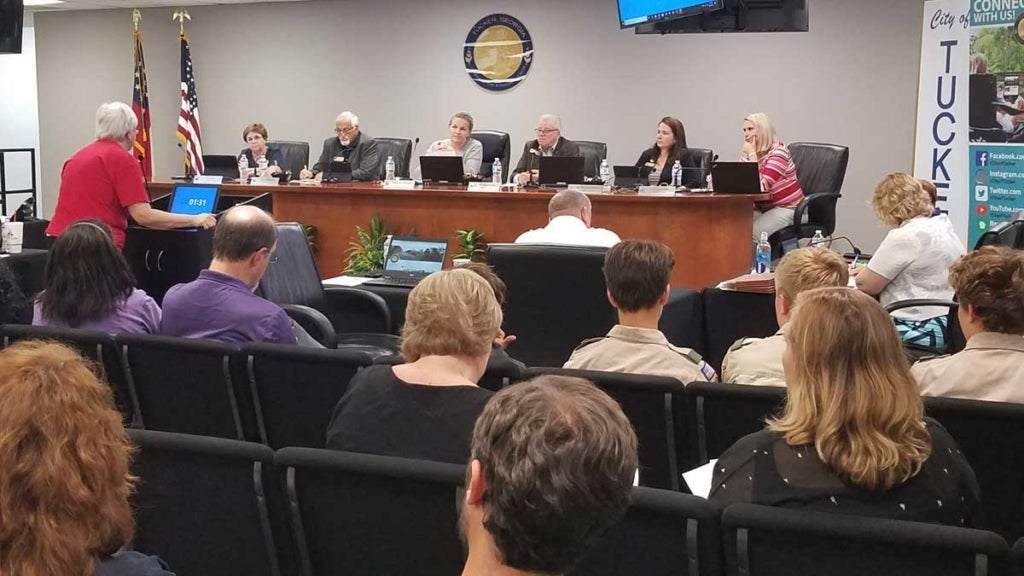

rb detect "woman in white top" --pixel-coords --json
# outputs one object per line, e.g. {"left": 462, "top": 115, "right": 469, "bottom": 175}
{"left": 420, "top": 112, "right": 484, "bottom": 178}
{"left": 852, "top": 173, "right": 965, "bottom": 349}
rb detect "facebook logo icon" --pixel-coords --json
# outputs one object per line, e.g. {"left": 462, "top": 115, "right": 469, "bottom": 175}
{"left": 975, "top": 151, "right": 988, "bottom": 167}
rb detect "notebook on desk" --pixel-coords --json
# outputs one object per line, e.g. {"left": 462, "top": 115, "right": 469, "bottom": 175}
{"left": 363, "top": 236, "right": 449, "bottom": 287}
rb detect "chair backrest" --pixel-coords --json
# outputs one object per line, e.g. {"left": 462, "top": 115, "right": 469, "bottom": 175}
{"left": 789, "top": 142, "right": 849, "bottom": 234}
{"left": 259, "top": 222, "right": 327, "bottom": 313}
{"left": 323, "top": 286, "right": 392, "bottom": 334}
{"left": 129, "top": 429, "right": 285, "bottom": 576}
{"left": 1013, "top": 537, "right": 1024, "bottom": 576}
{"left": 474, "top": 130, "right": 511, "bottom": 179}
{"left": 883, "top": 299, "right": 961, "bottom": 357}
{"left": 268, "top": 140, "right": 310, "bottom": 177}
{"left": 275, "top": 448, "right": 465, "bottom": 576}
{"left": 722, "top": 503, "right": 1009, "bottom": 576}
{"left": 689, "top": 147, "right": 715, "bottom": 185}
{"left": 974, "top": 219, "right": 1023, "bottom": 250}
{"left": 576, "top": 140, "right": 607, "bottom": 179}
{"left": 700, "top": 288, "right": 780, "bottom": 374}
{"left": 374, "top": 137, "right": 413, "bottom": 179}
{"left": 571, "top": 487, "right": 723, "bottom": 576}
{"left": 487, "top": 243, "right": 615, "bottom": 367}
{"left": 524, "top": 367, "right": 693, "bottom": 490}
{"left": 117, "top": 333, "right": 254, "bottom": 440}
{"left": 923, "top": 396, "right": 1024, "bottom": 543}
{"left": 686, "top": 381, "right": 786, "bottom": 464}
{"left": 242, "top": 342, "right": 373, "bottom": 449}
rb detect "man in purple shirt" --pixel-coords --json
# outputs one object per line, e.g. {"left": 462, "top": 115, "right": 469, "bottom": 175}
{"left": 160, "top": 205, "right": 298, "bottom": 345}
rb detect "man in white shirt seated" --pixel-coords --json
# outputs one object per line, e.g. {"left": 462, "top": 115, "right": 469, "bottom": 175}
{"left": 514, "top": 190, "right": 620, "bottom": 248}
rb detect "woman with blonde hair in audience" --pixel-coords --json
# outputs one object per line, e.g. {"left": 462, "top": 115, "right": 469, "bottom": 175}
{"left": 710, "top": 288, "right": 980, "bottom": 526}
{"left": 0, "top": 340, "right": 173, "bottom": 575}
{"left": 326, "top": 268, "right": 500, "bottom": 464}
{"left": 740, "top": 112, "right": 805, "bottom": 239}
{"left": 852, "top": 173, "right": 965, "bottom": 349}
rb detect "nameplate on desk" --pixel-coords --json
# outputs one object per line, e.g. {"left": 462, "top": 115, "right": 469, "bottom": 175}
{"left": 382, "top": 179, "right": 418, "bottom": 190}
{"left": 467, "top": 182, "right": 502, "bottom": 192}
{"left": 567, "top": 184, "right": 611, "bottom": 194}
{"left": 638, "top": 185, "right": 676, "bottom": 196}
{"left": 251, "top": 176, "right": 280, "bottom": 186}
{"left": 193, "top": 175, "right": 223, "bottom": 184}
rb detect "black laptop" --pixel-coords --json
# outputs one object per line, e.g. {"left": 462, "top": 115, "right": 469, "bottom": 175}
{"left": 201, "top": 155, "right": 240, "bottom": 180}
{"left": 612, "top": 165, "right": 641, "bottom": 189}
{"left": 710, "top": 162, "right": 762, "bottom": 194}
{"left": 322, "top": 160, "right": 353, "bottom": 183}
{"left": 363, "top": 237, "right": 449, "bottom": 287}
{"left": 539, "top": 156, "right": 585, "bottom": 186}
{"left": 419, "top": 156, "right": 465, "bottom": 184}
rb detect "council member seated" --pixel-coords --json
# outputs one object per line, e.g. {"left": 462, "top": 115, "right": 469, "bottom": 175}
{"left": 721, "top": 247, "right": 849, "bottom": 386}
{"left": 326, "top": 269, "right": 500, "bottom": 464}
{"left": 300, "top": 111, "right": 380, "bottom": 181}
{"left": 238, "top": 122, "right": 284, "bottom": 178}
{"left": 851, "top": 173, "right": 965, "bottom": 349}
{"left": 740, "top": 112, "right": 804, "bottom": 239}
{"left": 634, "top": 116, "right": 701, "bottom": 188}
{"left": 418, "top": 112, "right": 483, "bottom": 179}
{"left": 34, "top": 220, "right": 160, "bottom": 334}
{"left": 912, "top": 246, "right": 1024, "bottom": 402}
{"left": 710, "top": 288, "right": 980, "bottom": 527}
{"left": 514, "top": 189, "right": 620, "bottom": 247}
{"left": 46, "top": 101, "right": 216, "bottom": 249}
{"left": 511, "top": 114, "right": 582, "bottom": 186}
{"left": 564, "top": 240, "right": 716, "bottom": 384}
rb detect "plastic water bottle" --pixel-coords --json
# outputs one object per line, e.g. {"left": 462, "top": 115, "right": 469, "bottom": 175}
{"left": 257, "top": 156, "right": 269, "bottom": 178}
{"left": 671, "top": 160, "right": 683, "bottom": 187}
{"left": 238, "top": 155, "right": 249, "bottom": 183}
{"left": 385, "top": 156, "right": 396, "bottom": 181}
{"left": 492, "top": 158, "right": 503, "bottom": 184}
{"left": 599, "top": 159, "right": 610, "bottom": 183}
{"left": 809, "top": 230, "right": 827, "bottom": 247}
{"left": 755, "top": 232, "right": 771, "bottom": 274}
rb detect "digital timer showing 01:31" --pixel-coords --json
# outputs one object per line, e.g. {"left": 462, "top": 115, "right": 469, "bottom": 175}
{"left": 187, "top": 198, "right": 208, "bottom": 207}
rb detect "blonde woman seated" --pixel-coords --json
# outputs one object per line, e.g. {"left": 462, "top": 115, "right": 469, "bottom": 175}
{"left": 0, "top": 341, "right": 174, "bottom": 575}
{"left": 740, "top": 112, "right": 805, "bottom": 239}
{"left": 710, "top": 288, "right": 980, "bottom": 526}
{"left": 852, "top": 173, "right": 965, "bottom": 350}
{"left": 418, "top": 112, "right": 484, "bottom": 179}
{"left": 326, "top": 269, "right": 500, "bottom": 464}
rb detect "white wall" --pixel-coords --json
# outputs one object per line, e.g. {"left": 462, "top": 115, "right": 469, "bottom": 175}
{"left": 33, "top": 0, "right": 924, "bottom": 251}
{"left": 0, "top": 12, "right": 42, "bottom": 216}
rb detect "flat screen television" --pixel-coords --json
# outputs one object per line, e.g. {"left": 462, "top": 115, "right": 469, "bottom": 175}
{"left": 617, "top": 0, "right": 723, "bottom": 29}
{"left": 0, "top": 0, "right": 23, "bottom": 54}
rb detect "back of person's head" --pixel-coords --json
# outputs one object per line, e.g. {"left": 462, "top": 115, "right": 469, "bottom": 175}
{"left": 971, "top": 52, "right": 989, "bottom": 74}
{"left": 769, "top": 287, "right": 931, "bottom": 491}
{"left": 548, "top": 190, "right": 590, "bottom": 220}
{"left": 94, "top": 101, "right": 137, "bottom": 141}
{"left": 948, "top": 246, "right": 1024, "bottom": 335}
{"left": 469, "top": 375, "right": 638, "bottom": 574}
{"left": 774, "top": 247, "right": 849, "bottom": 303}
{"left": 401, "top": 269, "right": 502, "bottom": 361}
{"left": 0, "top": 259, "right": 29, "bottom": 324}
{"left": 918, "top": 178, "right": 938, "bottom": 207}
{"left": 0, "top": 340, "right": 135, "bottom": 576}
{"left": 463, "top": 262, "right": 507, "bottom": 307}
{"left": 212, "top": 205, "right": 277, "bottom": 262}
{"left": 40, "top": 219, "right": 135, "bottom": 327}
{"left": 872, "top": 173, "right": 933, "bottom": 226}
{"left": 603, "top": 239, "right": 673, "bottom": 312}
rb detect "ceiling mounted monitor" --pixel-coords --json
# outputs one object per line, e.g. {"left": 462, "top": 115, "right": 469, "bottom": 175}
{"left": 617, "top": 0, "right": 724, "bottom": 29}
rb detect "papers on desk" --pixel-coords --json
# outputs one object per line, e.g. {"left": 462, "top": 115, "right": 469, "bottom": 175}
{"left": 322, "top": 275, "right": 373, "bottom": 287}
{"left": 293, "top": 179, "right": 320, "bottom": 185}
{"left": 718, "top": 272, "right": 776, "bottom": 294}
{"left": 683, "top": 459, "right": 718, "bottom": 498}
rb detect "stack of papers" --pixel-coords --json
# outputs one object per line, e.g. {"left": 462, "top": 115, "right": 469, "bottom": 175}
{"left": 719, "top": 272, "right": 776, "bottom": 294}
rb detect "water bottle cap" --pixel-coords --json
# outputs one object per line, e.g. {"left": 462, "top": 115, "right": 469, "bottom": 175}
{"left": 759, "top": 232, "right": 768, "bottom": 241}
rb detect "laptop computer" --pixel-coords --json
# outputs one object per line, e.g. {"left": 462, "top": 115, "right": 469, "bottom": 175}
{"left": 322, "top": 160, "right": 353, "bottom": 183}
{"left": 539, "top": 156, "right": 585, "bottom": 186}
{"left": 419, "top": 156, "right": 465, "bottom": 184}
{"left": 710, "top": 162, "right": 762, "bottom": 194}
{"left": 168, "top": 184, "right": 220, "bottom": 216}
{"left": 202, "top": 154, "right": 240, "bottom": 180}
{"left": 612, "top": 165, "right": 641, "bottom": 189}
{"left": 363, "top": 236, "right": 449, "bottom": 287}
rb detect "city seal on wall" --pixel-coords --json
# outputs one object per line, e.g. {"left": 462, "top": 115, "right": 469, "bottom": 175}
{"left": 464, "top": 13, "right": 533, "bottom": 92}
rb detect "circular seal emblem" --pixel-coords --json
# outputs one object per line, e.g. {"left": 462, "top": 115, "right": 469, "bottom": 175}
{"left": 464, "top": 14, "right": 533, "bottom": 92}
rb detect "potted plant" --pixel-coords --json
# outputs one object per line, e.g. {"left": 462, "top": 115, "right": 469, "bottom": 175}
{"left": 452, "top": 228, "right": 486, "bottom": 265}
{"left": 344, "top": 214, "right": 389, "bottom": 273}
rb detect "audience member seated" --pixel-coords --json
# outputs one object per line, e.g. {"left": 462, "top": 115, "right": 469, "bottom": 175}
{"left": 740, "top": 112, "right": 805, "bottom": 239}
{"left": 300, "top": 111, "right": 380, "bottom": 181}
{"left": 514, "top": 189, "right": 620, "bottom": 247}
{"left": 564, "top": 240, "right": 716, "bottom": 383}
{"left": 238, "top": 122, "right": 284, "bottom": 178}
{"left": 710, "top": 288, "right": 980, "bottom": 527}
{"left": 326, "top": 269, "right": 500, "bottom": 464}
{"left": 420, "top": 112, "right": 484, "bottom": 179}
{"left": 34, "top": 219, "right": 160, "bottom": 334}
{"left": 634, "top": 116, "right": 701, "bottom": 188}
{"left": 852, "top": 173, "right": 965, "bottom": 350}
{"left": 161, "top": 205, "right": 299, "bottom": 345}
{"left": 0, "top": 340, "right": 173, "bottom": 575}
{"left": 913, "top": 246, "right": 1024, "bottom": 402}
{"left": 464, "top": 262, "right": 525, "bottom": 372}
{"left": 511, "top": 114, "right": 583, "bottom": 186}
{"left": 721, "top": 247, "right": 849, "bottom": 386}
{"left": 0, "top": 259, "right": 30, "bottom": 325}
{"left": 460, "top": 375, "right": 638, "bottom": 576}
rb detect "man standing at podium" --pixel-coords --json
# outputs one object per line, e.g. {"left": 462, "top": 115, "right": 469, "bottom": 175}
{"left": 46, "top": 102, "right": 216, "bottom": 250}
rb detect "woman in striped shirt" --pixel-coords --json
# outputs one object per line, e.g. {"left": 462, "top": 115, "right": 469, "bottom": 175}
{"left": 741, "top": 113, "right": 805, "bottom": 239}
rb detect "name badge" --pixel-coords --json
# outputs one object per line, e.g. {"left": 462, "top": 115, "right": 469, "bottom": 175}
{"left": 194, "top": 175, "right": 223, "bottom": 184}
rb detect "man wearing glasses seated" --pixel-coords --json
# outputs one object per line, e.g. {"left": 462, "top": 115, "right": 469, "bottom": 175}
{"left": 511, "top": 114, "right": 582, "bottom": 186}
{"left": 300, "top": 111, "right": 380, "bottom": 182}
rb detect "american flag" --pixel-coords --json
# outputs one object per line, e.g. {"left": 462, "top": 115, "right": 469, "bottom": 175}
{"left": 132, "top": 26, "right": 152, "bottom": 180}
{"left": 176, "top": 34, "right": 204, "bottom": 176}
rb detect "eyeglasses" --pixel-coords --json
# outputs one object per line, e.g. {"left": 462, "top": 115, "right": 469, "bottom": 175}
{"left": 535, "top": 128, "right": 559, "bottom": 135}
{"left": 334, "top": 126, "right": 356, "bottom": 134}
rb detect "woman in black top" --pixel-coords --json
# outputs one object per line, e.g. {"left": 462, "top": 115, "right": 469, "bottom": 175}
{"left": 710, "top": 288, "right": 980, "bottom": 528}
{"left": 634, "top": 116, "right": 701, "bottom": 188}
{"left": 326, "top": 269, "right": 501, "bottom": 464}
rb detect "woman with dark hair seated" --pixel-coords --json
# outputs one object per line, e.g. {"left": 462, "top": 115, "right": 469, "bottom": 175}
{"left": 634, "top": 116, "right": 701, "bottom": 188}
{"left": 710, "top": 288, "right": 980, "bottom": 527}
{"left": 34, "top": 219, "right": 160, "bottom": 334}
{"left": 0, "top": 340, "right": 173, "bottom": 575}
{"left": 0, "top": 259, "right": 30, "bottom": 324}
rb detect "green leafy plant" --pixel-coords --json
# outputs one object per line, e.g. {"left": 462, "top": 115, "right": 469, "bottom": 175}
{"left": 302, "top": 223, "right": 318, "bottom": 255}
{"left": 453, "top": 228, "right": 487, "bottom": 262}
{"left": 344, "top": 214, "right": 389, "bottom": 273}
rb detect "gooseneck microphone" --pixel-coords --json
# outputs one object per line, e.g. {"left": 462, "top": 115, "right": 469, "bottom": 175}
{"left": 137, "top": 154, "right": 151, "bottom": 197}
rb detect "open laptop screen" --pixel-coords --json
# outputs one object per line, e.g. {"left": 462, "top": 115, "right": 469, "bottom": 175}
{"left": 384, "top": 237, "right": 448, "bottom": 274}
{"left": 168, "top": 184, "right": 220, "bottom": 215}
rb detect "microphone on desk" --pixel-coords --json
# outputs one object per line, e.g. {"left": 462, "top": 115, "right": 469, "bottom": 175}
{"left": 175, "top": 142, "right": 194, "bottom": 180}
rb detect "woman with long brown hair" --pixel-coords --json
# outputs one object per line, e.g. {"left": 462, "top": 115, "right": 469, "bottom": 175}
{"left": 634, "top": 116, "right": 701, "bottom": 187}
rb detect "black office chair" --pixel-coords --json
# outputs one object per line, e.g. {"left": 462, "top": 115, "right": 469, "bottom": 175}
{"left": 374, "top": 137, "right": 413, "bottom": 179}
{"left": 700, "top": 288, "right": 780, "bottom": 374}
{"left": 474, "top": 130, "right": 511, "bottom": 179}
{"left": 686, "top": 381, "right": 786, "bottom": 465}
{"left": 268, "top": 140, "right": 310, "bottom": 177}
{"left": 487, "top": 243, "right": 615, "bottom": 367}
{"left": 722, "top": 503, "right": 1009, "bottom": 576}
{"left": 688, "top": 147, "right": 715, "bottom": 186}
{"left": 576, "top": 140, "right": 607, "bottom": 179}
{"left": 883, "top": 299, "right": 962, "bottom": 359}
{"left": 767, "top": 142, "right": 850, "bottom": 258}
{"left": 129, "top": 429, "right": 287, "bottom": 576}
{"left": 275, "top": 448, "right": 465, "bottom": 576}
{"left": 1012, "top": 537, "right": 1024, "bottom": 576}
{"left": 974, "top": 219, "right": 1024, "bottom": 249}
